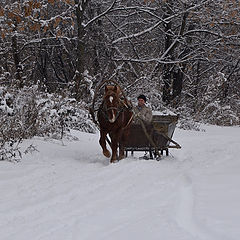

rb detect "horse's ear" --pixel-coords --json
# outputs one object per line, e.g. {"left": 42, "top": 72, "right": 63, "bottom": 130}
{"left": 115, "top": 85, "right": 121, "bottom": 95}
{"left": 114, "top": 85, "right": 118, "bottom": 91}
{"left": 105, "top": 85, "right": 109, "bottom": 92}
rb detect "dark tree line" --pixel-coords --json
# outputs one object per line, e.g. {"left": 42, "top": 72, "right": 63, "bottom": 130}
{"left": 0, "top": 0, "right": 239, "bottom": 125}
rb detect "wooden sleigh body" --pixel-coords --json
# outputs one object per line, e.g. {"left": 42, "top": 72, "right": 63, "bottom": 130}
{"left": 125, "top": 115, "right": 181, "bottom": 159}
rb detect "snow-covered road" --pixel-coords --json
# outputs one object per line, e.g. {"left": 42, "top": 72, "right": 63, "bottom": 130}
{"left": 1, "top": 125, "right": 239, "bottom": 240}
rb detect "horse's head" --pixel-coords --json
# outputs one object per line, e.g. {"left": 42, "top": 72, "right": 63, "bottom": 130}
{"left": 103, "top": 85, "right": 121, "bottom": 123}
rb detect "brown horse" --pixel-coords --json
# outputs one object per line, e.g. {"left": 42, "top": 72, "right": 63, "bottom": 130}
{"left": 97, "top": 85, "right": 133, "bottom": 163}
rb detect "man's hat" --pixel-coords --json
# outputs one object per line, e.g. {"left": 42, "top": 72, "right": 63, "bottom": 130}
{"left": 137, "top": 94, "right": 147, "bottom": 102}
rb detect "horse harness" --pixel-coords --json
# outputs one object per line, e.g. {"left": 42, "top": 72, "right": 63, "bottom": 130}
{"left": 100, "top": 97, "right": 133, "bottom": 129}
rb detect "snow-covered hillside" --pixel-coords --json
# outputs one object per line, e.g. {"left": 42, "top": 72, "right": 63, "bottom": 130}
{"left": 0, "top": 125, "right": 239, "bottom": 240}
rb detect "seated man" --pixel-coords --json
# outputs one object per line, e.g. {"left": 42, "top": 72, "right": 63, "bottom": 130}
{"left": 133, "top": 94, "right": 152, "bottom": 124}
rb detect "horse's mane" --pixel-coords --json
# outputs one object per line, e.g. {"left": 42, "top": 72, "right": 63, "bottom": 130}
{"left": 104, "top": 85, "right": 121, "bottom": 97}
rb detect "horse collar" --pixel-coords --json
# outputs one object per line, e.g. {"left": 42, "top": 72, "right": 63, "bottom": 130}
{"left": 102, "top": 103, "right": 124, "bottom": 122}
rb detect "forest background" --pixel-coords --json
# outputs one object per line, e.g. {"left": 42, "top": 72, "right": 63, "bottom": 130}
{"left": 0, "top": 0, "right": 239, "bottom": 161}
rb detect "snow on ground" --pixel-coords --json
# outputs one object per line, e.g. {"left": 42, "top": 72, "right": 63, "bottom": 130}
{"left": 0, "top": 125, "right": 240, "bottom": 240}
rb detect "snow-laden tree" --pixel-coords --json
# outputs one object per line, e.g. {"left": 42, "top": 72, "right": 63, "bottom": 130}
{"left": 0, "top": 0, "right": 239, "bottom": 126}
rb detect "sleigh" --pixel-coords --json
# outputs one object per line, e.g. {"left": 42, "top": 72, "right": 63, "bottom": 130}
{"left": 125, "top": 115, "right": 181, "bottom": 159}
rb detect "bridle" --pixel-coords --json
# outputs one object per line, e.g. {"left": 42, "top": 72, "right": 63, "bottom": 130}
{"left": 89, "top": 79, "right": 133, "bottom": 126}
{"left": 102, "top": 92, "right": 123, "bottom": 122}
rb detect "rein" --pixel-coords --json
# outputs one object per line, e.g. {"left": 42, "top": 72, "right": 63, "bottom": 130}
{"left": 101, "top": 100, "right": 127, "bottom": 123}
{"left": 122, "top": 112, "right": 133, "bottom": 130}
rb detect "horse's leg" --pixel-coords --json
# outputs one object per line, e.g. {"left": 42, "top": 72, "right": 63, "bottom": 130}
{"left": 99, "top": 130, "right": 111, "bottom": 158}
{"left": 119, "top": 141, "right": 125, "bottom": 160}
{"left": 110, "top": 129, "right": 124, "bottom": 162}
{"left": 109, "top": 134, "right": 117, "bottom": 163}
{"left": 119, "top": 111, "right": 133, "bottom": 160}
{"left": 109, "top": 131, "right": 121, "bottom": 163}
{"left": 119, "top": 129, "right": 129, "bottom": 160}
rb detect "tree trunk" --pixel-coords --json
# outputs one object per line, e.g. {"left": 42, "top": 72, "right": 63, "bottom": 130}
{"left": 11, "top": 34, "right": 22, "bottom": 87}
{"left": 162, "top": 3, "right": 189, "bottom": 104}
{"left": 172, "top": 69, "right": 183, "bottom": 99}
{"left": 161, "top": 0, "right": 173, "bottom": 104}
{"left": 74, "top": 0, "right": 89, "bottom": 101}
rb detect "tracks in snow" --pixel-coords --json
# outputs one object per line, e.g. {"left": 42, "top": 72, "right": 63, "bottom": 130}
{"left": 175, "top": 173, "right": 234, "bottom": 240}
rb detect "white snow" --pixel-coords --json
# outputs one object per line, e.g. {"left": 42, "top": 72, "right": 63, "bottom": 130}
{"left": 1, "top": 125, "right": 240, "bottom": 240}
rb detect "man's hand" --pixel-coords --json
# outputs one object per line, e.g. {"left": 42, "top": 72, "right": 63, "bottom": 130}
{"left": 135, "top": 112, "right": 140, "bottom": 118}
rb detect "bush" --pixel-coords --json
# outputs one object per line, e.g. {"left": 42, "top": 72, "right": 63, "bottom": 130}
{"left": 0, "top": 85, "right": 97, "bottom": 161}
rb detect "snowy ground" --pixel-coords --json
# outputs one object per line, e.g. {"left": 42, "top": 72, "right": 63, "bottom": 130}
{"left": 1, "top": 125, "right": 240, "bottom": 240}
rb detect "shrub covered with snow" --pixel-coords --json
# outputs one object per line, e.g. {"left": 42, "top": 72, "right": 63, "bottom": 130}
{"left": 0, "top": 85, "right": 97, "bottom": 161}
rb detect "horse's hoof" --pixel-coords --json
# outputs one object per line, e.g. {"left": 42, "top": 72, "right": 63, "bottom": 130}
{"left": 119, "top": 155, "right": 125, "bottom": 160}
{"left": 110, "top": 159, "right": 118, "bottom": 163}
{"left": 103, "top": 150, "right": 111, "bottom": 158}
